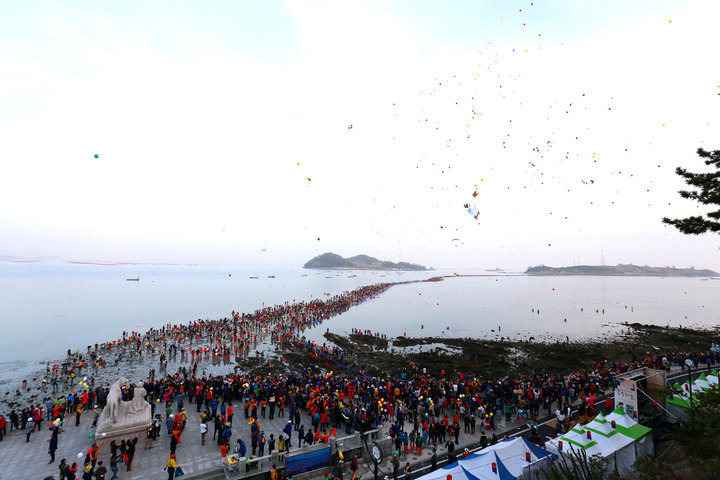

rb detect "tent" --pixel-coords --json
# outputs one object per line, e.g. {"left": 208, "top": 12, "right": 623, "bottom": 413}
{"left": 667, "top": 370, "right": 719, "bottom": 417}
{"left": 545, "top": 407, "right": 653, "bottom": 476}
{"left": 414, "top": 437, "right": 556, "bottom": 480}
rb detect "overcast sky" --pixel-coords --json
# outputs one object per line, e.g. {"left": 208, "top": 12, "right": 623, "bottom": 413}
{"left": 1, "top": 0, "right": 720, "bottom": 270}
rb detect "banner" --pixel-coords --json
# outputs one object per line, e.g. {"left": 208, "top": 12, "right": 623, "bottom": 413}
{"left": 615, "top": 378, "right": 638, "bottom": 416}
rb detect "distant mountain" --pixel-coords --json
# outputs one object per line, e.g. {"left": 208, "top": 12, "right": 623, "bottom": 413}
{"left": 525, "top": 264, "right": 718, "bottom": 277}
{"left": 303, "top": 252, "right": 430, "bottom": 271}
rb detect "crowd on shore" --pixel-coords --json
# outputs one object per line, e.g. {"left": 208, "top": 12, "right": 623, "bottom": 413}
{"left": 2, "top": 280, "right": 720, "bottom": 480}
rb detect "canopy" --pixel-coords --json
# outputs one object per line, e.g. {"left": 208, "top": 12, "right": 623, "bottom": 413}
{"left": 414, "top": 438, "right": 555, "bottom": 480}
{"left": 668, "top": 370, "right": 719, "bottom": 409}
{"left": 545, "top": 407, "right": 653, "bottom": 476}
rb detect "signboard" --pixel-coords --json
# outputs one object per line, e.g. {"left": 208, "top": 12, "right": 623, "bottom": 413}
{"left": 615, "top": 378, "right": 638, "bottom": 416}
{"left": 286, "top": 446, "right": 332, "bottom": 477}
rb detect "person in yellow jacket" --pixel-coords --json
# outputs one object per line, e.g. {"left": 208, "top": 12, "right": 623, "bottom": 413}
{"left": 164, "top": 453, "right": 178, "bottom": 480}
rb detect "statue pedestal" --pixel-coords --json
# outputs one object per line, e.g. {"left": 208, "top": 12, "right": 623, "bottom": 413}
{"left": 94, "top": 401, "right": 152, "bottom": 456}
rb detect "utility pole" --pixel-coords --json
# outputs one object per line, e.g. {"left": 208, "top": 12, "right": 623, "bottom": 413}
{"left": 685, "top": 358, "right": 694, "bottom": 410}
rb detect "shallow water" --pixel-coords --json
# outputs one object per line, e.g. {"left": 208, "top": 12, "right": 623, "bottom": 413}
{"left": 1, "top": 262, "right": 718, "bottom": 384}
{"left": 300, "top": 274, "right": 720, "bottom": 345}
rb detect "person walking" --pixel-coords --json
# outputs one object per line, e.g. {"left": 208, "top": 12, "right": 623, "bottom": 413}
{"left": 283, "top": 421, "right": 292, "bottom": 448}
{"left": 351, "top": 455, "right": 359, "bottom": 480}
{"left": 391, "top": 454, "right": 400, "bottom": 480}
{"left": 75, "top": 405, "right": 84, "bottom": 426}
{"left": 125, "top": 435, "right": 139, "bottom": 471}
{"left": 25, "top": 418, "right": 34, "bottom": 442}
{"left": 164, "top": 453, "right": 178, "bottom": 480}
{"left": 58, "top": 458, "right": 68, "bottom": 479}
{"left": 91, "top": 406, "right": 101, "bottom": 428}
{"left": 94, "top": 460, "right": 107, "bottom": 480}
{"left": 49, "top": 429, "right": 59, "bottom": 463}
{"left": 200, "top": 419, "right": 208, "bottom": 445}
{"left": 109, "top": 454, "right": 119, "bottom": 480}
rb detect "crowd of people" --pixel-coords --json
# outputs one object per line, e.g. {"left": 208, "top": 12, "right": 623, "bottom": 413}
{"left": 1, "top": 279, "right": 720, "bottom": 480}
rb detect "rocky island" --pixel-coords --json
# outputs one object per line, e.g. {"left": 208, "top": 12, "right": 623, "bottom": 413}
{"left": 526, "top": 264, "right": 718, "bottom": 277}
{"left": 303, "top": 252, "right": 430, "bottom": 271}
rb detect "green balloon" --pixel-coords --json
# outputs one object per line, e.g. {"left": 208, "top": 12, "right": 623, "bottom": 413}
{"left": 88, "top": 433, "right": 93, "bottom": 439}
{"left": 94, "top": 154, "right": 99, "bottom": 158}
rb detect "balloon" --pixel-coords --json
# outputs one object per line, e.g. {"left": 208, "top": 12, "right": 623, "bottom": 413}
{"left": 78, "top": 452, "right": 84, "bottom": 459}
{"left": 102, "top": 433, "right": 106, "bottom": 437}
{"left": 88, "top": 434, "right": 93, "bottom": 439}
{"left": 94, "top": 154, "right": 99, "bottom": 158}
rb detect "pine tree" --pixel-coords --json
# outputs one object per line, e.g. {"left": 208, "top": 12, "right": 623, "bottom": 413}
{"left": 663, "top": 148, "right": 720, "bottom": 234}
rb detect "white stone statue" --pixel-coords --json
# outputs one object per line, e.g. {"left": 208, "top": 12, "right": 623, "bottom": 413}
{"left": 106, "top": 377, "right": 129, "bottom": 424}
{"left": 129, "top": 382, "right": 148, "bottom": 415}
{"left": 97, "top": 377, "right": 151, "bottom": 435}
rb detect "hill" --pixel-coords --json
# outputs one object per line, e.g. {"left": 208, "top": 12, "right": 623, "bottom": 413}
{"left": 303, "top": 252, "right": 430, "bottom": 271}
{"left": 525, "top": 264, "right": 718, "bottom": 277}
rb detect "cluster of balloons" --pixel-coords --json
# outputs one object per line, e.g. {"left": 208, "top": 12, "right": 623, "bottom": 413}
{"left": 50, "top": 418, "right": 62, "bottom": 429}
{"left": 78, "top": 376, "right": 92, "bottom": 389}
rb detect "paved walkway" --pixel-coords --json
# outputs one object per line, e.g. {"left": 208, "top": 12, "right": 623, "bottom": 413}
{"left": 0, "top": 397, "right": 540, "bottom": 480}
{"left": 0, "top": 364, "right": 705, "bottom": 480}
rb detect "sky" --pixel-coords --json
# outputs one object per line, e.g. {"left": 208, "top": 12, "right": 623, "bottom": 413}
{"left": 1, "top": 0, "right": 720, "bottom": 271}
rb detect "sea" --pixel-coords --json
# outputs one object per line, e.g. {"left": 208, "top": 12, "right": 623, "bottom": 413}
{"left": 1, "top": 261, "right": 719, "bottom": 384}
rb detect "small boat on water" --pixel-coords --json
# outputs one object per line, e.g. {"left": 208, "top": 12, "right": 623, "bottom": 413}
{"left": 126, "top": 277, "right": 139, "bottom": 281}
{"left": 268, "top": 275, "right": 276, "bottom": 278}
{"left": 249, "top": 276, "right": 258, "bottom": 279}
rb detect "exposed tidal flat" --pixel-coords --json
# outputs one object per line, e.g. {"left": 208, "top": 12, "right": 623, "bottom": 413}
{"left": 1, "top": 261, "right": 719, "bottom": 411}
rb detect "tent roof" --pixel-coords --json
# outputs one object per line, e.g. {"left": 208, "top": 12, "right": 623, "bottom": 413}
{"left": 415, "top": 438, "right": 555, "bottom": 480}
{"left": 601, "top": 410, "right": 652, "bottom": 440}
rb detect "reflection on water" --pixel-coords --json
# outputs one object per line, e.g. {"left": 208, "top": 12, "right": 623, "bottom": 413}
{"left": 1, "top": 262, "right": 718, "bottom": 382}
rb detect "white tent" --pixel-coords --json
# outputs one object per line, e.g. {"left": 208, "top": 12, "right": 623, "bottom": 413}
{"left": 668, "top": 370, "right": 719, "bottom": 412}
{"left": 414, "top": 437, "right": 555, "bottom": 480}
{"left": 545, "top": 407, "right": 653, "bottom": 476}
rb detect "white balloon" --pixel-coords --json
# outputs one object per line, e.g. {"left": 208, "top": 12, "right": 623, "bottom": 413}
{"left": 78, "top": 452, "right": 84, "bottom": 459}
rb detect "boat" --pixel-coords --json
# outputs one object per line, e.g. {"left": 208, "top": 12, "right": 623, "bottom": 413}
{"left": 126, "top": 277, "right": 139, "bottom": 281}
{"left": 268, "top": 276, "right": 276, "bottom": 278}
{"left": 249, "top": 276, "right": 258, "bottom": 279}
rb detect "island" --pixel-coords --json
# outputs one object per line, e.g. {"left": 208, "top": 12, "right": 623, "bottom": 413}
{"left": 525, "top": 264, "right": 718, "bottom": 277}
{"left": 303, "top": 252, "right": 430, "bottom": 271}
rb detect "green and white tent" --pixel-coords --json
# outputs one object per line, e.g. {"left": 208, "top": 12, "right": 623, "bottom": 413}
{"left": 667, "top": 370, "right": 719, "bottom": 410}
{"left": 545, "top": 407, "right": 653, "bottom": 476}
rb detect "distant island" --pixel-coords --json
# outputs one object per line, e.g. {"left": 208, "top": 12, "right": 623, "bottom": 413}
{"left": 525, "top": 264, "right": 718, "bottom": 277}
{"left": 304, "top": 252, "right": 430, "bottom": 271}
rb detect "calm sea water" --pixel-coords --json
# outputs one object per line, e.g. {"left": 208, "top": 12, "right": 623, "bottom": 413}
{"left": 1, "top": 262, "right": 718, "bottom": 382}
